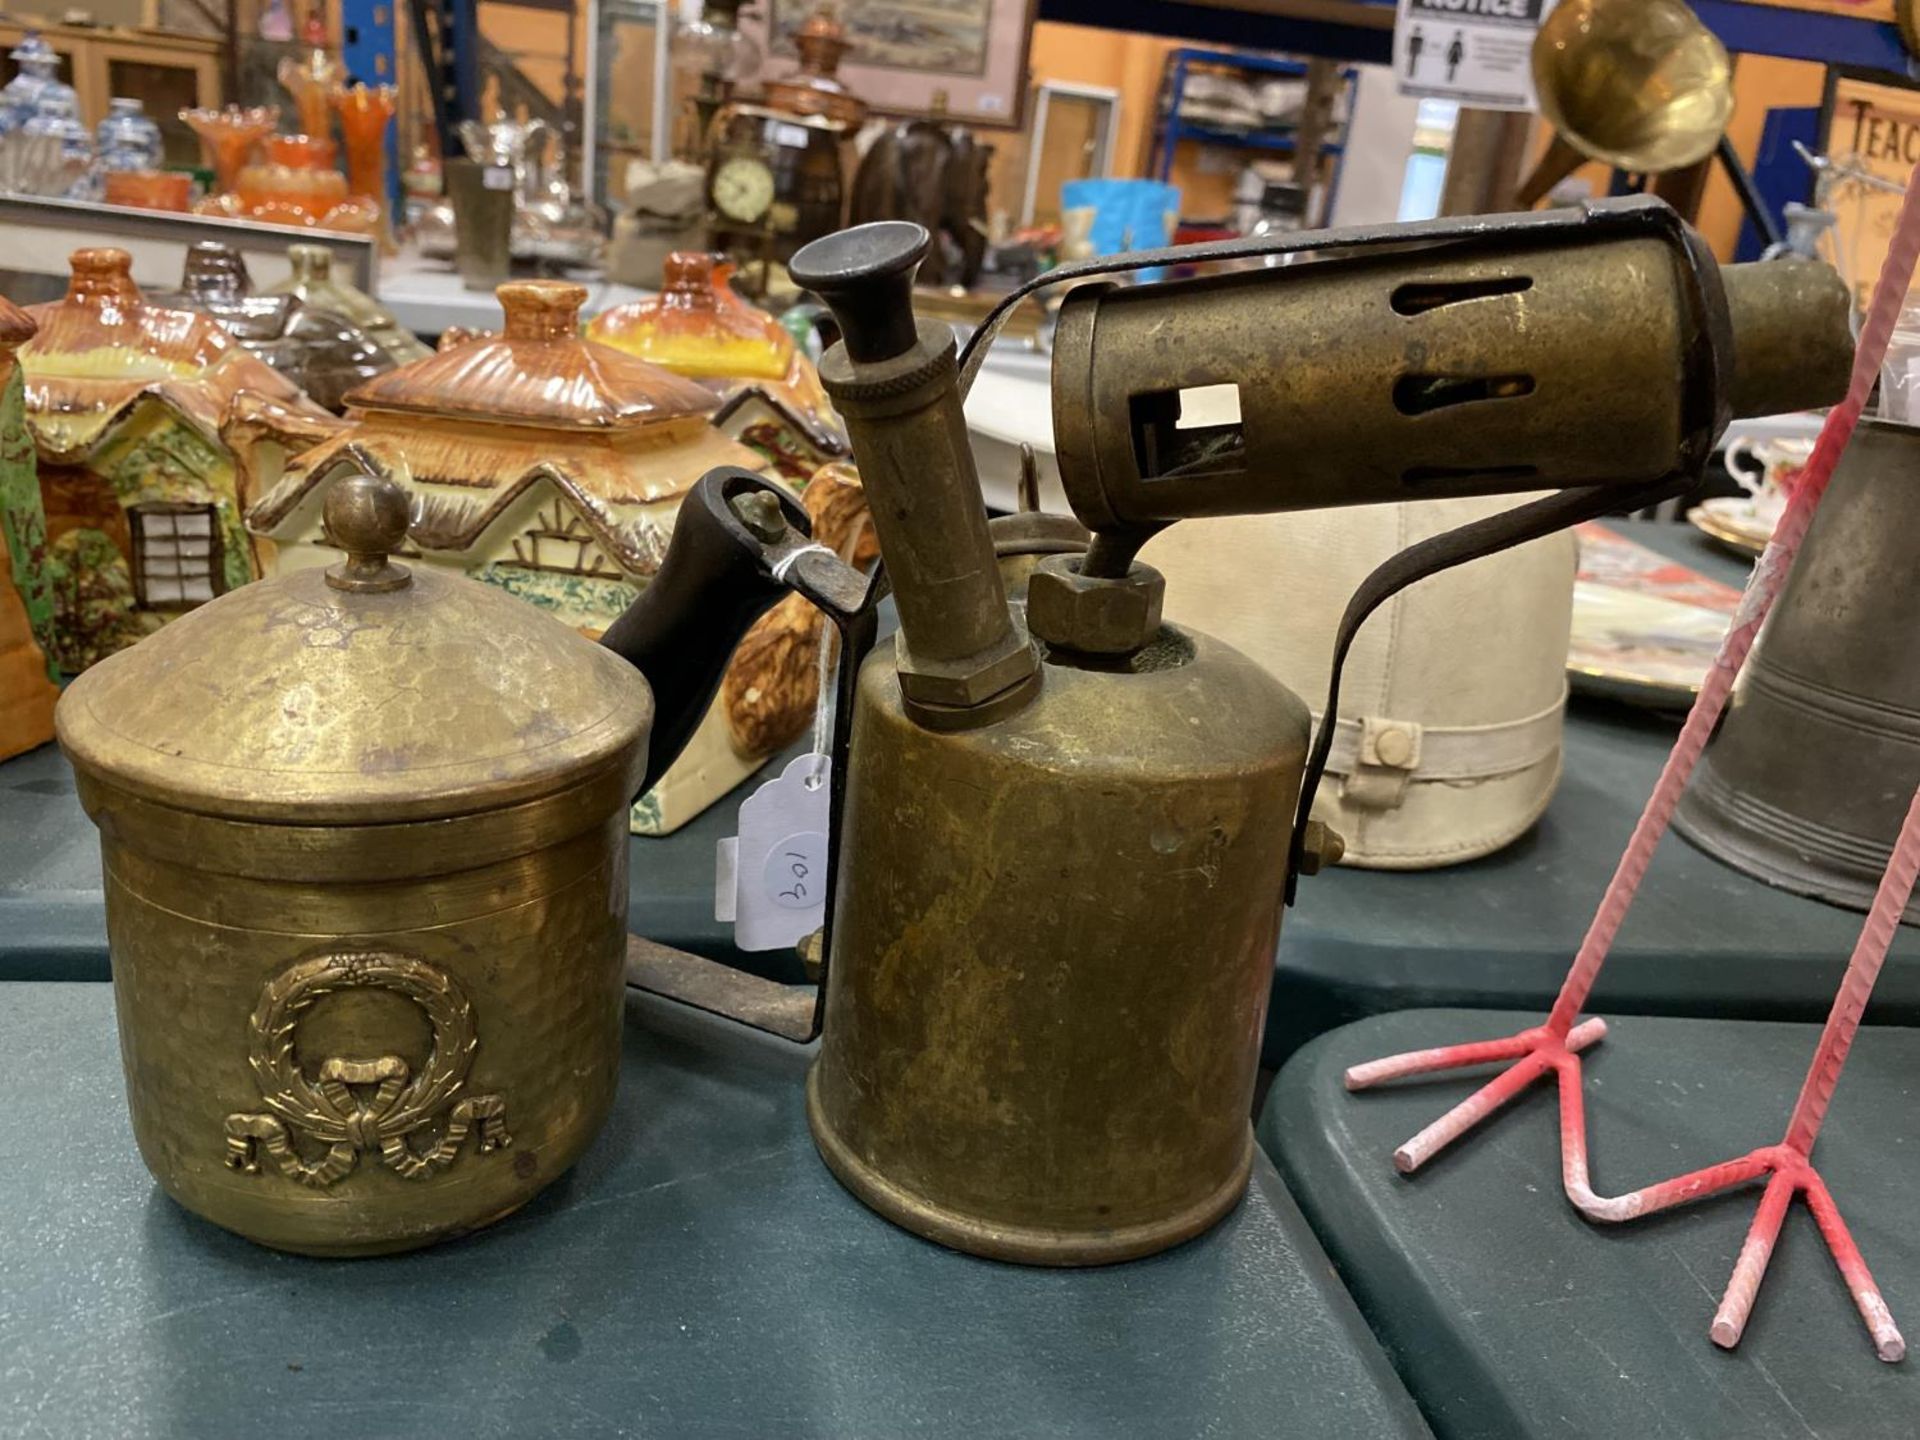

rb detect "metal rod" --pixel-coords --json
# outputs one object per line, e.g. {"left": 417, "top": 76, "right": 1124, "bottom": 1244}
{"left": 1718, "top": 133, "right": 1786, "bottom": 253}
{"left": 1784, "top": 783, "right": 1920, "bottom": 1153}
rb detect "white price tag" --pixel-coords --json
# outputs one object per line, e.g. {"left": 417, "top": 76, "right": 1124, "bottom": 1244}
{"left": 772, "top": 122, "right": 811, "bottom": 149}
{"left": 717, "top": 754, "right": 831, "bottom": 951}
{"left": 483, "top": 165, "right": 515, "bottom": 191}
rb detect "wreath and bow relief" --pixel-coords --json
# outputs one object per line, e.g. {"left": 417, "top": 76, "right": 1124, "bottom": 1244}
{"left": 223, "top": 949, "right": 509, "bottom": 1188}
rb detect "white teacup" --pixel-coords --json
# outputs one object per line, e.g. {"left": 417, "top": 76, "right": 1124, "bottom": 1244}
{"left": 1724, "top": 435, "right": 1813, "bottom": 525}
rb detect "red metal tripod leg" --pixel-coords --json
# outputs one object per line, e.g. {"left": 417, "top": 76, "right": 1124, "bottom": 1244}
{"left": 1803, "top": 1171, "right": 1906, "bottom": 1363}
{"left": 1555, "top": 783, "right": 1920, "bottom": 1361}
{"left": 1709, "top": 1169, "right": 1798, "bottom": 1351}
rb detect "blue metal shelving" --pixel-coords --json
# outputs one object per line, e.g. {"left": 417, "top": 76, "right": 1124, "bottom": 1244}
{"left": 340, "top": 0, "right": 403, "bottom": 213}
{"left": 1148, "top": 47, "right": 1357, "bottom": 222}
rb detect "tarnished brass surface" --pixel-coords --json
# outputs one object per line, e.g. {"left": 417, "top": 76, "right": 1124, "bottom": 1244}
{"left": 59, "top": 486, "right": 654, "bottom": 827}
{"left": 1720, "top": 262, "right": 1854, "bottom": 419}
{"left": 624, "top": 934, "right": 817, "bottom": 1043}
{"left": 1025, "top": 554, "right": 1166, "bottom": 656}
{"left": 56, "top": 471, "right": 651, "bottom": 1254}
{"left": 796, "top": 203, "right": 1854, "bottom": 1268}
{"left": 102, "top": 811, "right": 628, "bottom": 1255}
{"left": 1532, "top": 0, "right": 1732, "bottom": 176}
{"left": 810, "top": 632, "right": 1307, "bottom": 1264}
{"left": 793, "top": 225, "right": 1038, "bottom": 726}
{"left": 819, "top": 323, "right": 1038, "bottom": 718}
{"left": 1051, "top": 235, "right": 1849, "bottom": 530}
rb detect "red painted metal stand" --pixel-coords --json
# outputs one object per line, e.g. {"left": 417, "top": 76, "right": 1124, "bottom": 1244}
{"left": 1345, "top": 167, "right": 1920, "bottom": 1361}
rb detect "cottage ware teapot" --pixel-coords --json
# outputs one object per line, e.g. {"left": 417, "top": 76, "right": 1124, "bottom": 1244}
{"left": 56, "top": 460, "right": 854, "bottom": 1255}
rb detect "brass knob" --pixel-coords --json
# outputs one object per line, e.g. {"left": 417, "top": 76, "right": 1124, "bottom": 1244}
{"left": 1297, "top": 820, "right": 1347, "bottom": 877}
{"left": 324, "top": 467, "right": 414, "bottom": 593}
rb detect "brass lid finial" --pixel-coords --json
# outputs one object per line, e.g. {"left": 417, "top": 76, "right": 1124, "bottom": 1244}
{"left": 323, "top": 466, "right": 413, "bottom": 593}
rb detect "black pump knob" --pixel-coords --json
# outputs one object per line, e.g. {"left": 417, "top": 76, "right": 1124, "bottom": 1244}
{"left": 789, "top": 222, "right": 929, "bottom": 364}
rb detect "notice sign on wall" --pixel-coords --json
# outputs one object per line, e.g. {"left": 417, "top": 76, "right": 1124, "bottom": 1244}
{"left": 1393, "top": 0, "right": 1547, "bottom": 111}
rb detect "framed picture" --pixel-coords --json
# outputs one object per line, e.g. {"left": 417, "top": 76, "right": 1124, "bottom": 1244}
{"left": 1748, "top": 0, "right": 1894, "bottom": 18}
{"left": 583, "top": 0, "right": 676, "bottom": 208}
{"left": 742, "top": 0, "right": 1039, "bottom": 129}
{"left": 1019, "top": 81, "right": 1119, "bottom": 226}
{"left": 1818, "top": 69, "right": 1920, "bottom": 312}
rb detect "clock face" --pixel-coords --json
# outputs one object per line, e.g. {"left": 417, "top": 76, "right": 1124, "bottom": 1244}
{"left": 712, "top": 155, "right": 776, "bottom": 224}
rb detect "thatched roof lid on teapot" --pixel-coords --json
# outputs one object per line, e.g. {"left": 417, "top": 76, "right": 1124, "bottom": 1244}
{"left": 246, "top": 280, "right": 767, "bottom": 583}
{"left": 586, "top": 253, "right": 843, "bottom": 460}
{"left": 151, "top": 241, "right": 395, "bottom": 413}
{"left": 344, "top": 280, "right": 719, "bottom": 431}
{"left": 273, "top": 243, "right": 432, "bottom": 367}
{"left": 20, "top": 248, "right": 327, "bottom": 461}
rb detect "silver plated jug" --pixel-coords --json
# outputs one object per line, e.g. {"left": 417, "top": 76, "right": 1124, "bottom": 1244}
{"left": 1676, "top": 417, "right": 1920, "bottom": 924}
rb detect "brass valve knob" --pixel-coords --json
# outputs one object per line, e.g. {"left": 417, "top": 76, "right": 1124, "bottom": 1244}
{"left": 789, "top": 221, "right": 928, "bottom": 363}
{"left": 1297, "top": 820, "right": 1347, "bottom": 876}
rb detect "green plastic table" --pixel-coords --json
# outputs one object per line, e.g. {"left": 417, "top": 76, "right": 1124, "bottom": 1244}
{"left": 0, "top": 981, "right": 1428, "bottom": 1440}
{"left": 1262, "top": 1008, "right": 1920, "bottom": 1439}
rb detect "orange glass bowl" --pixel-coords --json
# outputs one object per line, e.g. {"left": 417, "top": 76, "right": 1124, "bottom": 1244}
{"left": 102, "top": 170, "right": 193, "bottom": 212}
{"left": 263, "top": 133, "right": 336, "bottom": 170}
{"left": 180, "top": 105, "right": 280, "bottom": 194}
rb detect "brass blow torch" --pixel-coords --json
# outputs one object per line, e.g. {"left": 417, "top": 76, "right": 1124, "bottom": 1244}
{"left": 783, "top": 197, "right": 1852, "bottom": 1265}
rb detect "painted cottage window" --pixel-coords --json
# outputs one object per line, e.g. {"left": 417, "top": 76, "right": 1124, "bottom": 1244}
{"left": 511, "top": 499, "right": 621, "bottom": 577}
{"left": 130, "top": 502, "right": 223, "bottom": 609}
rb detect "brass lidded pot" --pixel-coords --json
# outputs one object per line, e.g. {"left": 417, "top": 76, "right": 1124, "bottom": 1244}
{"left": 58, "top": 473, "right": 660, "bottom": 1256}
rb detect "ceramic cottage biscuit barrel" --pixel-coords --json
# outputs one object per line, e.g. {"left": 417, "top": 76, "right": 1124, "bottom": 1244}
{"left": 57, "top": 475, "right": 652, "bottom": 1256}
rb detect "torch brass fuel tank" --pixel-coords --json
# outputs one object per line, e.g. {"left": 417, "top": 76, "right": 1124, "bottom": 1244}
{"left": 792, "top": 222, "right": 1309, "bottom": 1264}
{"left": 808, "top": 631, "right": 1308, "bottom": 1263}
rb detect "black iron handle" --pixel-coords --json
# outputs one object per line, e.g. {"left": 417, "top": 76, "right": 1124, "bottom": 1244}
{"left": 600, "top": 467, "right": 862, "bottom": 797}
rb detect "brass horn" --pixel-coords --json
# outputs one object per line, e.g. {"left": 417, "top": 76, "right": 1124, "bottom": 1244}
{"left": 1516, "top": 0, "right": 1734, "bottom": 206}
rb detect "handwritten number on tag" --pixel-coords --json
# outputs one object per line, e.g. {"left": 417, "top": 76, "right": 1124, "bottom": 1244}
{"left": 725, "top": 755, "right": 832, "bottom": 948}
{"left": 763, "top": 831, "right": 827, "bottom": 911}
{"left": 779, "top": 850, "right": 811, "bottom": 901}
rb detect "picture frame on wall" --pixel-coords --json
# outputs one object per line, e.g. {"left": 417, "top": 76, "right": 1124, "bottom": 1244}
{"left": 1817, "top": 67, "right": 1920, "bottom": 313}
{"left": 741, "top": 0, "right": 1040, "bottom": 129}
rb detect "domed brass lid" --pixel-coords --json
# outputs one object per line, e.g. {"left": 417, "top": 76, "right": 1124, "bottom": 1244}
{"left": 56, "top": 466, "right": 654, "bottom": 827}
